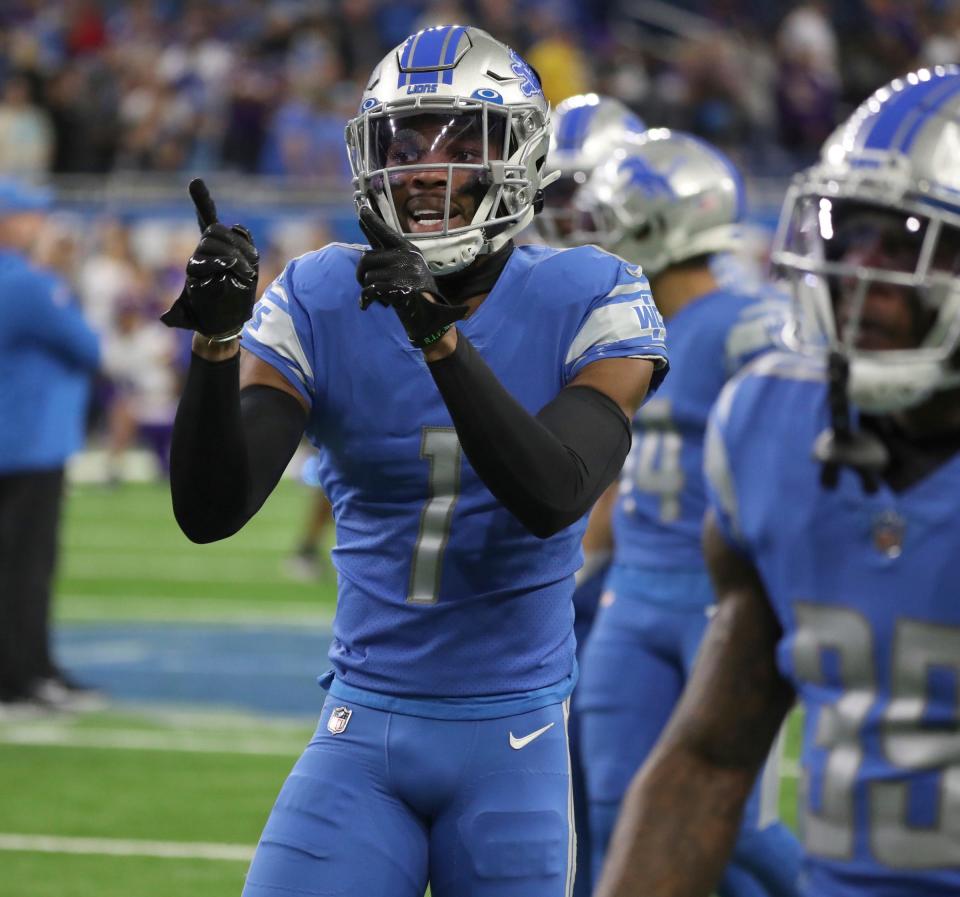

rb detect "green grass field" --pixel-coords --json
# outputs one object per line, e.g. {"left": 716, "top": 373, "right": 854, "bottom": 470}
{"left": 0, "top": 481, "right": 801, "bottom": 897}
{"left": 56, "top": 481, "right": 338, "bottom": 622}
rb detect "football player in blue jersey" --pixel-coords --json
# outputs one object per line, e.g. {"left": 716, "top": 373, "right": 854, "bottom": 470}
{"left": 161, "top": 26, "right": 668, "bottom": 897}
{"left": 594, "top": 66, "right": 960, "bottom": 897}
{"left": 565, "top": 129, "right": 801, "bottom": 896}
{"left": 534, "top": 92, "right": 648, "bottom": 897}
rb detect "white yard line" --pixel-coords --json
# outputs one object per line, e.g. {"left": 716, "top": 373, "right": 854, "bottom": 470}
{"left": 58, "top": 595, "right": 333, "bottom": 625}
{"left": 64, "top": 533, "right": 297, "bottom": 552}
{"left": 0, "top": 724, "right": 307, "bottom": 756}
{"left": 116, "top": 706, "right": 316, "bottom": 732}
{"left": 61, "top": 559, "right": 293, "bottom": 584}
{"left": 0, "top": 833, "right": 253, "bottom": 861}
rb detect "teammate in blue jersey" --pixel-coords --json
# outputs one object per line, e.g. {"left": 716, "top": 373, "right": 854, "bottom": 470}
{"left": 535, "top": 93, "right": 650, "bottom": 651}
{"left": 533, "top": 92, "right": 649, "bottom": 897}
{"left": 161, "top": 27, "right": 667, "bottom": 897}
{"left": 595, "top": 67, "right": 960, "bottom": 897}
{"left": 565, "top": 129, "right": 801, "bottom": 896}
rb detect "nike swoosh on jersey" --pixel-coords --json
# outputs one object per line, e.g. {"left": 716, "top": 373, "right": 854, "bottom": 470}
{"left": 509, "top": 722, "right": 555, "bottom": 750}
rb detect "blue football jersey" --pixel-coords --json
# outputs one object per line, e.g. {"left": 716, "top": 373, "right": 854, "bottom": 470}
{"left": 242, "top": 242, "right": 668, "bottom": 707}
{"left": 613, "top": 286, "right": 785, "bottom": 574}
{"left": 706, "top": 352, "right": 960, "bottom": 897}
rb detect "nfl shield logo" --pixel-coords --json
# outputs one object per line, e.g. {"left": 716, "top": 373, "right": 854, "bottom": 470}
{"left": 872, "top": 510, "right": 906, "bottom": 559}
{"left": 327, "top": 706, "right": 352, "bottom": 735}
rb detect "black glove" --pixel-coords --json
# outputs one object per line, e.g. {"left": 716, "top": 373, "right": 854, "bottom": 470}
{"left": 356, "top": 207, "right": 467, "bottom": 348}
{"left": 161, "top": 178, "right": 259, "bottom": 341}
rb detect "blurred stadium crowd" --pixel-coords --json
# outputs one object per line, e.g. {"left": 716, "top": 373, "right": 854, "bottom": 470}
{"left": 2, "top": 0, "right": 960, "bottom": 180}
{"left": 21, "top": 211, "right": 330, "bottom": 481}
{"left": 1, "top": 0, "right": 959, "bottom": 473}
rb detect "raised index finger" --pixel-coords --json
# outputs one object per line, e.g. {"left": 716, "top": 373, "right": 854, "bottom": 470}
{"left": 189, "top": 178, "right": 219, "bottom": 232}
{"left": 359, "top": 206, "right": 411, "bottom": 251}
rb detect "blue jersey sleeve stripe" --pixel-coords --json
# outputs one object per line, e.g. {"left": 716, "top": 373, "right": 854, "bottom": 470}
{"left": 564, "top": 340, "right": 668, "bottom": 386}
{"left": 604, "top": 282, "right": 653, "bottom": 300}
{"left": 243, "top": 289, "right": 315, "bottom": 382}
{"left": 262, "top": 283, "right": 289, "bottom": 310}
{"left": 241, "top": 267, "right": 317, "bottom": 403}
{"left": 241, "top": 337, "right": 313, "bottom": 407}
{"left": 564, "top": 296, "right": 666, "bottom": 366}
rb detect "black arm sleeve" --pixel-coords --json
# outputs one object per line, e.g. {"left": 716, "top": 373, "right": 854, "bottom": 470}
{"left": 429, "top": 333, "right": 632, "bottom": 539}
{"left": 169, "top": 352, "right": 307, "bottom": 543}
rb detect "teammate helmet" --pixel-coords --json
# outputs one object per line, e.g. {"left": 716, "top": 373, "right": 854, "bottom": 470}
{"left": 571, "top": 128, "right": 746, "bottom": 277}
{"left": 534, "top": 94, "right": 646, "bottom": 246}
{"left": 345, "top": 25, "right": 552, "bottom": 274}
{"left": 772, "top": 65, "right": 960, "bottom": 413}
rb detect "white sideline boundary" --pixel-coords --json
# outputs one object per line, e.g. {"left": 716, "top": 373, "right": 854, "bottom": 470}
{"left": 0, "top": 833, "right": 253, "bottom": 861}
{"left": 58, "top": 594, "right": 334, "bottom": 625}
{"left": 0, "top": 724, "right": 306, "bottom": 756}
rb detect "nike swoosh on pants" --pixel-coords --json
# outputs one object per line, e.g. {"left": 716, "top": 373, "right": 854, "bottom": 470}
{"left": 508, "top": 722, "right": 555, "bottom": 749}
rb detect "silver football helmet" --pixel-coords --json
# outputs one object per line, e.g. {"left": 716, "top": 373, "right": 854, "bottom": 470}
{"left": 572, "top": 128, "right": 745, "bottom": 277}
{"left": 772, "top": 65, "right": 960, "bottom": 412}
{"left": 345, "top": 26, "right": 553, "bottom": 274}
{"left": 534, "top": 94, "right": 646, "bottom": 246}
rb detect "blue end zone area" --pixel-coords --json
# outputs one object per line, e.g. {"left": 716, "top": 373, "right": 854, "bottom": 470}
{"left": 55, "top": 622, "right": 335, "bottom": 718}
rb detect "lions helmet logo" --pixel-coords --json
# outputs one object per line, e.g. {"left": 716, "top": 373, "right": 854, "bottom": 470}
{"left": 509, "top": 49, "right": 541, "bottom": 97}
{"left": 618, "top": 156, "right": 678, "bottom": 199}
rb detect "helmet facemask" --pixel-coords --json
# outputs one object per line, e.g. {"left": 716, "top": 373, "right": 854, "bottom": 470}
{"left": 535, "top": 170, "right": 592, "bottom": 244}
{"left": 346, "top": 98, "right": 549, "bottom": 274}
{"left": 566, "top": 184, "right": 637, "bottom": 253}
{"left": 774, "top": 187, "right": 960, "bottom": 413}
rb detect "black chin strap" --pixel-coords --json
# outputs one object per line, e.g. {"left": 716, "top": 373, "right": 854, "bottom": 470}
{"left": 813, "top": 351, "right": 889, "bottom": 493}
{"left": 436, "top": 240, "right": 514, "bottom": 304}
